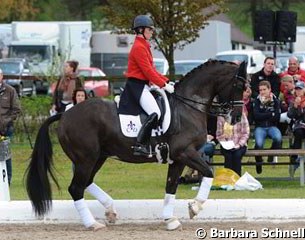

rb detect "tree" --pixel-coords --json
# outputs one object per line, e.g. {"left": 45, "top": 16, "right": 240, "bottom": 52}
{"left": 0, "top": 0, "right": 38, "bottom": 22}
{"left": 100, "top": 0, "right": 226, "bottom": 79}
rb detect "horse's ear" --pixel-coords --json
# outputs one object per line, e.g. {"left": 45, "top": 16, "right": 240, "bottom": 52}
{"left": 237, "top": 61, "right": 247, "bottom": 78}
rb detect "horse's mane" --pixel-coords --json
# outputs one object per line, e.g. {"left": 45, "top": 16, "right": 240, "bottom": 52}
{"left": 175, "top": 59, "right": 238, "bottom": 88}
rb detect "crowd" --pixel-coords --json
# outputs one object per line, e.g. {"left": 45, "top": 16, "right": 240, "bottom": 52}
{"left": 181, "top": 55, "right": 305, "bottom": 183}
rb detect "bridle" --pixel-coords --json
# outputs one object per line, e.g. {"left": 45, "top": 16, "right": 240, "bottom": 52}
{"left": 172, "top": 67, "right": 247, "bottom": 115}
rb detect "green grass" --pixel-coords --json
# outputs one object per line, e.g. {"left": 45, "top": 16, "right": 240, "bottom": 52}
{"left": 9, "top": 142, "right": 305, "bottom": 200}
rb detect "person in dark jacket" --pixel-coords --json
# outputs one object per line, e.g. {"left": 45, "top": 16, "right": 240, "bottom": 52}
{"left": 0, "top": 68, "right": 21, "bottom": 185}
{"left": 251, "top": 57, "right": 280, "bottom": 98}
{"left": 253, "top": 80, "right": 282, "bottom": 174}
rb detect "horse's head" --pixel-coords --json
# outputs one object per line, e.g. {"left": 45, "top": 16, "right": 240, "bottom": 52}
{"left": 218, "top": 61, "right": 247, "bottom": 124}
{"left": 173, "top": 60, "right": 247, "bottom": 124}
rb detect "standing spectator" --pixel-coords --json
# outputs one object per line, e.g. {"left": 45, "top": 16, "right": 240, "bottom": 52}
{"left": 0, "top": 68, "right": 21, "bottom": 185}
{"left": 287, "top": 81, "right": 305, "bottom": 167}
{"left": 251, "top": 57, "right": 280, "bottom": 98}
{"left": 216, "top": 111, "right": 250, "bottom": 176}
{"left": 280, "top": 56, "right": 305, "bottom": 83}
{"left": 252, "top": 81, "right": 282, "bottom": 174}
{"left": 52, "top": 60, "right": 82, "bottom": 113}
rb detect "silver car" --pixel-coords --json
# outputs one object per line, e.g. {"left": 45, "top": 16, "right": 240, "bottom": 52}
{"left": 0, "top": 58, "right": 35, "bottom": 96}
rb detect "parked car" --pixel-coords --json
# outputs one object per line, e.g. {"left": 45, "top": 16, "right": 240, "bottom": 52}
{"left": 78, "top": 67, "right": 109, "bottom": 97}
{"left": 215, "top": 50, "right": 266, "bottom": 75}
{"left": 49, "top": 67, "right": 110, "bottom": 98}
{"left": 0, "top": 58, "right": 35, "bottom": 96}
{"left": 174, "top": 60, "right": 207, "bottom": 76}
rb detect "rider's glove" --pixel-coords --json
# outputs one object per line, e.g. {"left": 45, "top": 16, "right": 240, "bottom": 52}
{"left": 163, "top": 83, "right": 175, "bottom": 94}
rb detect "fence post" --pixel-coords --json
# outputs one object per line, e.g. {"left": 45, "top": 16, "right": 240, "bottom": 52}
{"left": 0, "top": 139, "right": 11, "bottom": 201}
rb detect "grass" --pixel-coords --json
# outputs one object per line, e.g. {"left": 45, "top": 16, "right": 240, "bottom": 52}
{"left": 8, "top": 142, "right": 305, "bottom": 201}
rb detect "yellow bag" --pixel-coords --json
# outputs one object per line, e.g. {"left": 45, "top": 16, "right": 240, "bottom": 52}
{"left": 212, "top": 168, "right": 240, "bottom": 188}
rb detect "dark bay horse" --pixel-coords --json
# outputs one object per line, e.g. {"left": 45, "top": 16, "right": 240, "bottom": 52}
{"left": 26, "top": 60, "right": 246, "bottom": 230}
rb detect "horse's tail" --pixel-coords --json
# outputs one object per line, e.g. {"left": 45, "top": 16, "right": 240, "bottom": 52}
{"left": 26, "top": 113, "right": 62, "bottom": 216}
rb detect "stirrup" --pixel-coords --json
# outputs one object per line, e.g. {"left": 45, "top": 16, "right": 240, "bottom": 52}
{"left": 133, "top": 144, "right": 156, "bottom": 158}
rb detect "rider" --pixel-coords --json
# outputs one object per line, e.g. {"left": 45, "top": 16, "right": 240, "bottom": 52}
{"left": 118, "top": 15, "right": 174, "bottom": 157}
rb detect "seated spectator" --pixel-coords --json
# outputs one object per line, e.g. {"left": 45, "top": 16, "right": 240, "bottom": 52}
{"left": 243, "top": 84, "right": 252, "bottom": 123}
{"left": 216, "top": 110, "right": 250, "bottom": 176}
{"left": 278, "top": 75, "right": 295, "bottom": 134}
{"left": 252, "top": 81, "right": 282, "bottom": 174}
{"left": 287, "top": 81, "right": 305, "bottom": 167}
{"left": 65, "top": 88, "right": 88, "bottom": 111}
{"left": 279, "top": 56, "right": 305, "bottom": 83}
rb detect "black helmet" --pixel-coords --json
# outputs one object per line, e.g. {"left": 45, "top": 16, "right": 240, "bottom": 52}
{"left": 133, "top": 15, "right": 154, "bottom": 30}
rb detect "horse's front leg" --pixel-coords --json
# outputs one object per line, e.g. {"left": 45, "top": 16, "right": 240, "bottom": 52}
{"left": 163, "top": 161, "right": 185, "bottom": 231}
{"left": 178, "top": 149, "right": 214, "bottom": 219}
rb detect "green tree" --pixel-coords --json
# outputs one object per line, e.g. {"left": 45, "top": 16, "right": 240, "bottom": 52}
{"left": 100, "top": 0, "right": 226, "bottom": 79}
{"left": 0, "top": 0, "right": 38, "bottom": 22}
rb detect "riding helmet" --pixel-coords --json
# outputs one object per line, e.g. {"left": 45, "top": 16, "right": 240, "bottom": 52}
{"left": 133, "top": 15, "right": 154, "bottom": 30}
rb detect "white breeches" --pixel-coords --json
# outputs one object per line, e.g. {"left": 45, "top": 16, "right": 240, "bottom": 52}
{"left": 139, "top": 85, "right": 161, "bottom": 119}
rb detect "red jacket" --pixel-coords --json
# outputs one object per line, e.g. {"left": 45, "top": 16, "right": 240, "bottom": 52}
{"left": 126, "top": 36, "right": 168, "bottom": 88}
{"left": 279, "top": 68, "right": 305, "bottom": 82}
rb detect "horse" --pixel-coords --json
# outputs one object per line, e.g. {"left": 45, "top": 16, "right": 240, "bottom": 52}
{"left": 26, "top": 60, "right": 247, "bottom": 231}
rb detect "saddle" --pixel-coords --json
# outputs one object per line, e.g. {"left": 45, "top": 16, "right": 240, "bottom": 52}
{"left": 117, "top": 87, "right": 172, "bottom": 164}
{"left": 117, "top": 88, "right": 171, "bottom": 138}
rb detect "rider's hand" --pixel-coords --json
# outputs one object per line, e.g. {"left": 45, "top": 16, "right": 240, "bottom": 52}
{"left": 163, "top": 83, "right": 175, "bottom": 94}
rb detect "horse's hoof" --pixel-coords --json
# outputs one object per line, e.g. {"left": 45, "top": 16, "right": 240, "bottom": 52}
{"left": 164, "top": 217, "right": 182, "bottom": 231}
{"left": 188, "top": 199, "right": 203, "bottom": 219}
{"left": 105, "top": 208, "right": 118, "bottom": 224}
{"left": 89, "top": 222, "right": 106, "bottom": 231}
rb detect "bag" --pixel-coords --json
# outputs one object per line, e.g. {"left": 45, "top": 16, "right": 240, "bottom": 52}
{"left": 234, "top": 171, "right": 263, "bottom": 191}
{"left": 212, "top": 168, "right": 240, "bottom": 188}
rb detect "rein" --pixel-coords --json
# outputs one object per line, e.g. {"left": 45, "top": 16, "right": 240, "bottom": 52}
{"left": 172, "top": 68, "right": 247, "bottom": 115}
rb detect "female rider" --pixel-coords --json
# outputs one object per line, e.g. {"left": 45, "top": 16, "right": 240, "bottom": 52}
{"left": 118, "top": 15, "right": 174, "bottom": 157}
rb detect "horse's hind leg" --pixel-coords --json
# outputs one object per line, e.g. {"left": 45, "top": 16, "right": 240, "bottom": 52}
{"left": 69, "top": 159, "right": 105, "bottom": 231}
{"left": 162, "top": 161, "right": 185, "bottom": 230}
{"left": 85, "top": 156, "right": 118, "bottom": 224}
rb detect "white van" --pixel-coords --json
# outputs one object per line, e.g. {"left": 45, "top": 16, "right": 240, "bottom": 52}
{"left": 215, "top": 50, "right": 266, "bottom": 75}
{"left": 153, "top": 58, "right": 169, "bottom": 75}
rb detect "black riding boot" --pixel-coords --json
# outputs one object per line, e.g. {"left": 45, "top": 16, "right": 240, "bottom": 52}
{"left": 133, "top": 113, "right": 158, "bottom": 157}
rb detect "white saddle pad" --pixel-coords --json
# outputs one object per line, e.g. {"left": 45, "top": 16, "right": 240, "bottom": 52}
{"left": 119, "top": 88, "right": 171, "bottom": 138}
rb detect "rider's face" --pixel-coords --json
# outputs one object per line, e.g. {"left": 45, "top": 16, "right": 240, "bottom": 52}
{"left": 144, "top": 27, "right": 154, "bottom": 40}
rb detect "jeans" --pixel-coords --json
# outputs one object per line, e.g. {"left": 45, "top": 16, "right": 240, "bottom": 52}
{"left": 254, "top": 126, "right": 282, "bottom": 162}
{"left": 198, "top": 142, "right": 216, "bottom": 162}
{"left": 291, "top": 128, "right": 305, "bottom": 162}
{"left": 4, "top": 125, "right": 14, "bottom": 186}
{"left": 221, "top": 146, "right": 247, "bottom": 176}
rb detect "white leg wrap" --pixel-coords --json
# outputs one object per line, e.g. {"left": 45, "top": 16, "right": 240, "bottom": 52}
{"left": 86, "top": 183, "right": 113, "bottom": 209}
{"left": 74, "top": 198, "right": 96, "bottom": 228}
{"left": 196, "top": 177, "right": 213, "bottom": 202}
{"left": 162, "top": 194, "right": 176, "bottom": 220}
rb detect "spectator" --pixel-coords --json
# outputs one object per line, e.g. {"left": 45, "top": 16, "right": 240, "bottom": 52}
{"left": 243, "top": 84, "right": 252, "bottom": 123}
{"left": 0, "top": 68, "right": 21, "bottom": 185}
{"left": 287, "top": 81, "right": 305, "bottom": 167}
{"left": 279, "top": 75, "right": 295, "bottom": 130}
{"left": 251, "top": 57, "right": 280, "bottom": 98}
{"left": 65, "top": 88, "right": 88, "bottom": 111}
{"left": 279, "top": 56, "right": 305, "bottom": 83}
{"left": 252, "top": 81, "right": 282, "bottom": 174}
{"left": 216, "top": 110, "right": 250, "bottom": 176}
{"left": 52, "top": 60, "right": 82, "bottom": 113}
